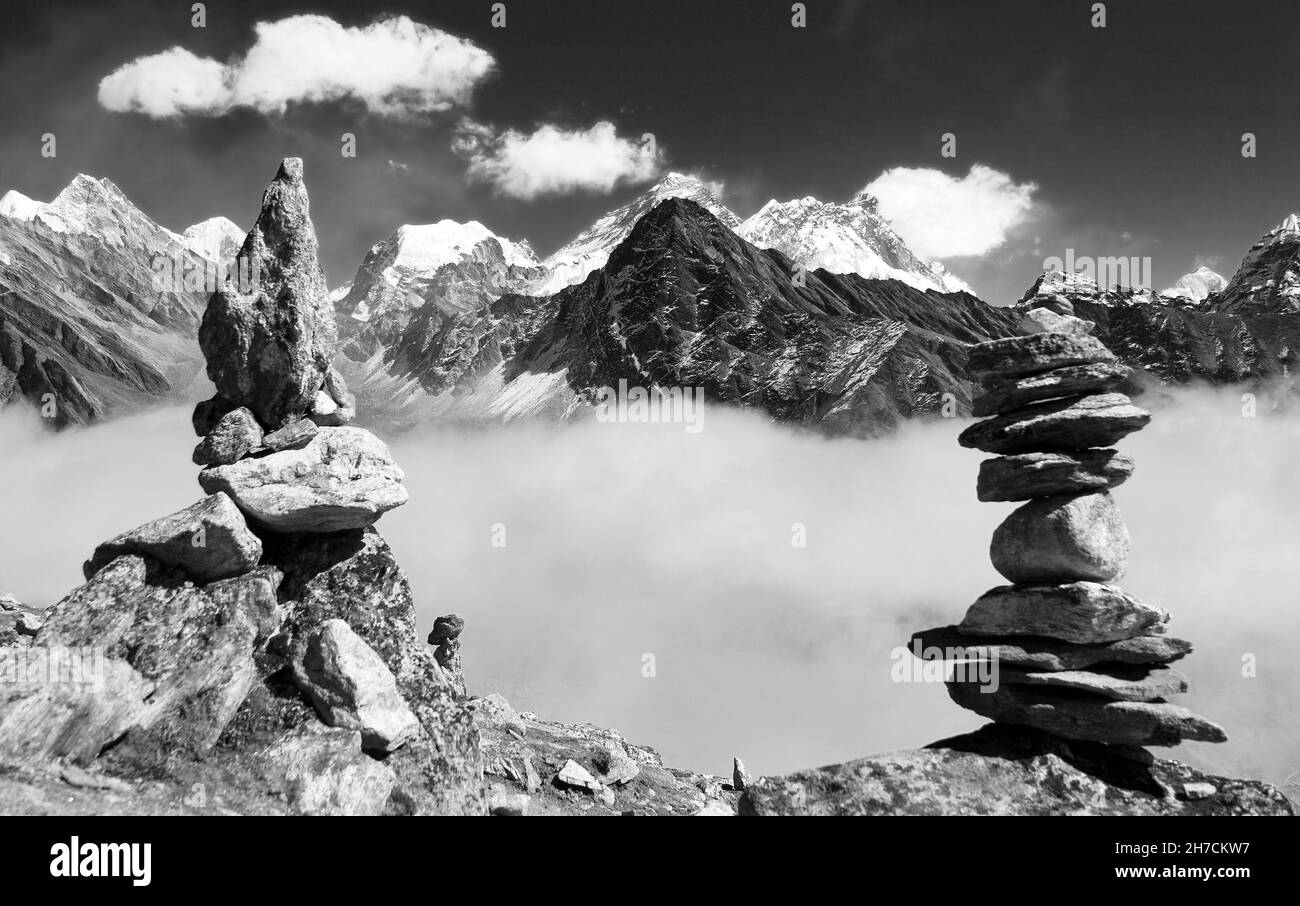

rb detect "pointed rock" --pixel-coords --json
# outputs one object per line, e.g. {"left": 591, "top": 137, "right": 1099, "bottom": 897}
{"left": 198, "top": 158, "right": 337, "bottom": 428}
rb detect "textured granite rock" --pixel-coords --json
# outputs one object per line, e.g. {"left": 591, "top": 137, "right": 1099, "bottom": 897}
{"left": 959, "top": 393, "right": 1151, "bottom": 455}
{"left": 960, "top": 582, "right": 1169, "bottom": 644}
{"left": 977, "top": 449, "right": 1134, "bottom": 501}
{"left": 990, "top": 491, "right": 1130, "bottom": 583}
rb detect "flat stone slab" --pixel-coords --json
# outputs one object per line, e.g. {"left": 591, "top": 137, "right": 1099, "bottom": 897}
{"left": 973, "top": 362, "right": 1138, "bottom": 417}
{"left": 199, "top": 426, "right": 407, "bottom": 533}
{"left": 83, "top": 492, "right": 262, "bottom": 583}
{"left": 978, "top": 450, "right": 1134, "bottom": 501}
{"left": 910, "top": 625, "right": 1193, "bottom": 672}
{"left": 947, "top": 681, "right": 1226, "bottom": 747}
{"left": 967, "top": 334, "right": 1117, "bottom": 383}
{"left": 959, "top": 393, "right": 1151, "bottom": 455}
{"left": 990, "top": 491, "right": 1130, "bottom": 583}
{"left": 960, "top": 581, "right": 1169, "bottom": 644}
{"left": 1018, "top": 308, "right": 1095, "bottom": 338}
{"left": 1001, "top": 665, "right": 1188, "bottom": 702}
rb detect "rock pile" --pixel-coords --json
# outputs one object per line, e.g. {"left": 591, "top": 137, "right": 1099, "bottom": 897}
{"left": 914, "top": 304, "right": 1228, "bottom": 752}
{"left": 0, "top": 160, "right": 481, "bottom": 815}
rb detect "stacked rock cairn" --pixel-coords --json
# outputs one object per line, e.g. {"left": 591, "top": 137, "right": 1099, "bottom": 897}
{"left": 913, "top": 302, "right": 1227, "bottom": 755}
{"left": 1, "top": 159, "right": 486, "bottom": 815}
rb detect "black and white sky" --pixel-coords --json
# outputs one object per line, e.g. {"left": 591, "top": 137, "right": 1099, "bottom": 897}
{"left": 2, "top": 0, "right": 1298, "bottom": 302}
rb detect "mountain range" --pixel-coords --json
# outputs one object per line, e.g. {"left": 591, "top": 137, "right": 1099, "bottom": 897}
{"left": 3, "top": 170, "right": 1300, "bottom": 433}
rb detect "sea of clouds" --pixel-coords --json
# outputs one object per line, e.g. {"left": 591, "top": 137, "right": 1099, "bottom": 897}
{"left": 0, "top": 387, "right": 1295, "bottom": 797}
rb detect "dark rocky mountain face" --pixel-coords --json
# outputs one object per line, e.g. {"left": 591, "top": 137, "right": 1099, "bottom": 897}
{"left": 493, "top": 198, "right": 1022, "bottom": 435}
{"left": 0, "top": 182, "right": 212, "bottom": 427}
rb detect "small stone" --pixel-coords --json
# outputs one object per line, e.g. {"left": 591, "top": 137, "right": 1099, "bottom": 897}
{"left": 977, "top": 450, "right": 1134, "bottom": 501}
{"left": 733, "top": 756, "right": 751, "bottom": 792}
{"left": 909, "top": 626, "right": 1193, "bottom": 672}
{"left": 292, "top": 618, "right": 421, "bottom": 754}
{"left": 697, "top": 776, "right": 724, "bottom": 798}
{"left": 428, "top": 613, "right": 465, "bottom": 644}
{"left": 973, "top": 362, "right": 1139, "bottom": 418}
{"left": 1001, "top": 666, "right": 1189, "bottom": 702}
{"left": 594, "top": 742, "right": 640, "bottom": 785}
{"left": 556, "top": 759, "right": 601, "bottom": 792}
{"left": 694, "top": 799, "right": 734, "bottom": 816}
{"left": 262, "top": 417, "right": 317, "bottom": 452}
{"left": 198, "top": 426, "right": 408, "bottom": 533}
{"left": 990, "top": 491, "right": 1130, "bottom": 583}
{"left": 947, "top": 682, "right": 1226, "bottom": 747}
{"left": 958, "top": 393, "right": 1151, "bottom": 455}
{"left": 596, "top": 787, "right": 616, "bottom": 808}
{"left": 1183, "top": 782, "right": 1217, "bottom": 800}
{"left": 524, "top": 755, "right": 542, "bottom": 794}
{"left": 960, "top": 582, "right": 1169, "bottom": 644}
{"left": 1018, "top": 307, "right": 1095, "bottom": 337}
{"left": 192, "top": 407, "right": 264, "bottom": 466}
{"left": 967, "top": 333, "right": 1116, "bottom": 382}
{"left": 83, "top": 492, "right": 262, "bottom": 583}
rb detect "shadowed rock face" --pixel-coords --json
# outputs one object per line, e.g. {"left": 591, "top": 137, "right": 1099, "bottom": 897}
{"left": 199, "top": 159, "right": 336, "bottom": 429}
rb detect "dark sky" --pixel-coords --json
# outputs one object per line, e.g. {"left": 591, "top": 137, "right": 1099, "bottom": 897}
{"left": 2, "top": 0, "right": 1299, "bottom": 302}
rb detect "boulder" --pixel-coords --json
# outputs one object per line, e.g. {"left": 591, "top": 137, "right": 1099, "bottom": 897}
{"left": 198, "top": 159, "right": 337, "bottom": 429}
{"left": 292, "top": 619, "right": 420, "bottom": 754}
{"left": 37, "top": 555, "right": 282, "bottom": 754}
{"left": 990, "top": 491, "right": 1130, "bottom": 583}
{"left": 1018, "top": 307, "right": 1095, "bottom": 337}
{"left": 198, "top": 427, "right": 408, "bottom": 533}
{"left": 556, "top": 759, "right": 601, "bottom": 792}
{"left": 0, "top": 593, "right": 41, "bottom": 648}
{"left": 262, "top": 417, "right": 316, "bottom": 452}
{"left": 429, "top": 613, "right": 467, "bottom": 699}
{"left": 947, "top": 682, "right": 1227, "bottom": 746}
{"left": 308, "top": 367, "right": 356, "bottom": 427}
{"left": 262, "top": 528, "right": 483, "bottom": 815}
{"left": 83, "top": 493, "right": 262, "bottom": 583}
{"left": 264, "top": 724, "right": 395, "bottom": 816}
{"left": 739, "top": 724, "right": 1286, "bottom": 815}
{"left": 1001, "top": 665, "right": 1189, "bottom": 702}
{"left": 0, "top": 657, "right": 155, "bottom": 764}
{"left": 977, "top": 449, "right": 1134, "bottom": 501}
{"left": 967, "top": 333, "right": 1116, "bottom": 382}
{"left": 910, "top": 625, "right": 1192, "bottom": 672}
{"left": 960, "top": 582, "right": 1169, "bottom": 644}
{"left": 192, "top": 407, "right": 263, "bottom": 466}
{"left": 972, "top": 362, "right": 1139, "bottom": 417}
{"left": 958, "top": 392, "right": 1151, "bottom": 455}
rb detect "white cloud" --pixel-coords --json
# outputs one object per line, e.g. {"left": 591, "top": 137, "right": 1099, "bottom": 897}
{"left": 455, "top": 120, "right": 663, "bottom": 199}
{"left": 98, "top": 15, "right": 495, "bottom": 118}
{"left": 862, "top": 164, "right": 1038, "bottom": 259}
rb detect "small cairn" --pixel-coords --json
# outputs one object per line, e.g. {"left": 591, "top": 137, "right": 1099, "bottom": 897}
{"left": 912, "top": 303, "right": 1227, "bottom": 753}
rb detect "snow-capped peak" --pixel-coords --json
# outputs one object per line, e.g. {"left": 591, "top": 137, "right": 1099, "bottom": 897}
{"left": 182, "top": 216, "right": 244, "bottom": 262}
{"left": 0, "top": 189, "right": 44, "bottom": 221}
{"left": 1160, "top": 265, "right": 1226, "bottom": 302}
{"left": 1268, "top": 213, "right": 1300, "bottom": 242}
{"left": 539, "top": 172, "right": 739, "bottom": 292}
{"left": 388, "top": 219, "right": 540, "bottom": 272}
{"left": 737, "top": 191, "right": 972, "bottom": 294}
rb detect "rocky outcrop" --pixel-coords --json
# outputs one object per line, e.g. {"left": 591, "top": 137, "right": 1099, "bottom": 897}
{"left": 740, "top": 725, "right": 1289, "bottom": 816}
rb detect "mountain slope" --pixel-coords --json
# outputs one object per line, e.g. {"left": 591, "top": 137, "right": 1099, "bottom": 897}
{"left": 738, "top": 191, "right": 973, "bottom": 294}
{"left": 538, "top": 172, "right": 740, "bottom": 293}
{"left": 1161, "top": 265, "right": 1226, "bottom": 302}
{"left": 1215, "top": 214, "right": 1300, "bottom": 314}
{"left": 0, "top": 176, "right": 214, "bottom": 425}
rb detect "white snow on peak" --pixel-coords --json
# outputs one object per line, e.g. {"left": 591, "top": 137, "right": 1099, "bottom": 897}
{"left": 182, "top": 216, "right": 244, "bottom": 261}
{"left": 737, "top": 192, "right": 972, "bottom": 294}
{"left": 388, "top": 220, "right": 540, "bottom": 272}
{"left": 1268, "top": 213, "right": 1300, "bottom": 241}
{"left": 1160, "top": 265, "right": 1226, "bottom": 302}
{"left": 0, "top": 189, "right": 45, "bottom": 221}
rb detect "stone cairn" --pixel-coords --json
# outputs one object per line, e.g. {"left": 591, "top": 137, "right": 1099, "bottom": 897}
{"left": 912, "top": 302, "right": 1227, "bottom": 755}
{"left": 0, "top": 159, "right": 483, "bottom": 815}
